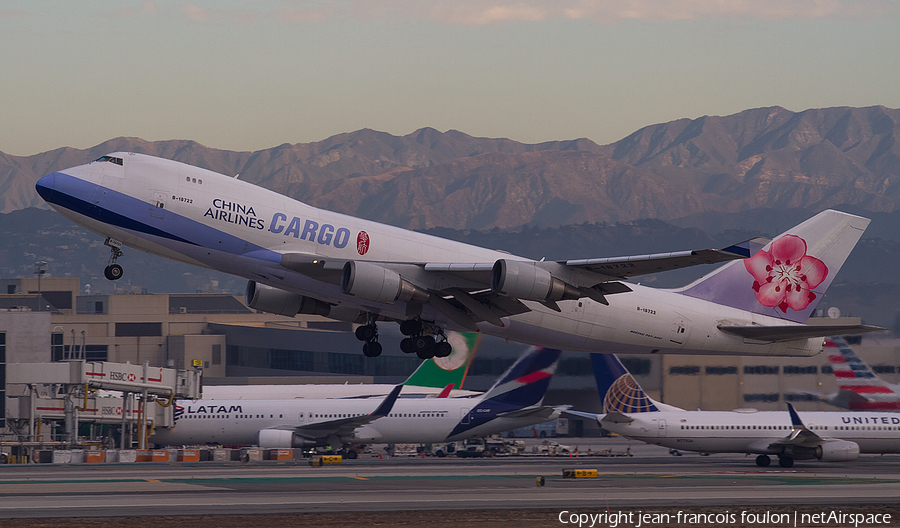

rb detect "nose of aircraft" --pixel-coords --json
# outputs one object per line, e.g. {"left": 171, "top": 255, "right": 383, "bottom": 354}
{"left": 35, "top": 172, "right": 57, "bottom": 201}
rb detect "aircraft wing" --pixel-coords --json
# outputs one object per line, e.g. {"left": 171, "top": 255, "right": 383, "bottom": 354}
{"left": 271, "top": 237, "right": 767, "bottom": 330}
{"left": 768, "top": 426, "right": 823, "bottom": 449}
{"left": 264, "top": 384, "right": 401, "bottom": 441}
{"left": 558, "top": 237, "right": 769, "bottom": 279}
{"left": 717, "top": 324, "right": 885, "bottom": 343}
{"left": 768, "top": 403, "right": 823, "bottom": 449}
{"left": 496, "top": 405, "right": 567, "bottom": 421}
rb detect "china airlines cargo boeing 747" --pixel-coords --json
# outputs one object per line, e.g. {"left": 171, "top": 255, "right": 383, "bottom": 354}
{"left": 35, "top": 153, "right": 881, "bottom": 359}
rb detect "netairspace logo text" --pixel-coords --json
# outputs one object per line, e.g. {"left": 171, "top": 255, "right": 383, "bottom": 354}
{"left": 557, "top": 510, "right": 892, "bottom": 527}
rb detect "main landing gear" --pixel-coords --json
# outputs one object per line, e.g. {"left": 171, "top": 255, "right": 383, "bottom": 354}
{"left": 103, "top": 237, "right": 124, "bottom": 281}
{"left": 399, "top": 319, "right": 452, "bottom": 360}
{"left": 353, "top": 316, "right": 452, "bottom": 360}
{"left": 754, "top": 454, "right": 794, "bottom": 468}
{"left": 355, "top": 319, "right": 382, "bottom": 358}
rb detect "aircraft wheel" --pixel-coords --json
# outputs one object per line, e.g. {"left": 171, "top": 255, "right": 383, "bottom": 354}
{"left": 416, "top": 347, "right": 434, "bottom": 360}
{"left": 434, "top": 341, "right": 452, "bottom": 358}
{"left": 778, "top": 456, "right": 794, "bottom": 468}
{"left": 413, "top": 335, "right": 435, "bottom": 351}
{"left": 344, "top": 450, "right": 358, "bottom": 460}
{"left": 435, "top": 450, "right": 446, "bottom": 457}
{"left": 355, "top": 324, "right": 377, "bottom": 342}
{"left": 363, "top": 341, "right": 382, "bottom": 357}
{"left": 400, "top": 338, "right": 415, "bottom": 354}
{"left": 755, "top": 455, "right": 771, "bottom": 467}
{"left": 104, "top": 264, "right": 124, "bottom": 281}
{"left": 399, "top": 319, "right": 422, "bottom": 336}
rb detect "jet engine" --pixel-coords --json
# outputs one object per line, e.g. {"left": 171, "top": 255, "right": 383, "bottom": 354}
{"left": 245, "top": 281, "right": 330, "bottom": 317}
{"left": 815, "top": 440, "right": 860, "bottom": 462}
{"left": 258, "top": 429, "right": 318, "bottom": 449}
{"left": 491, "top": 259, "right": 581, "bottom": 302}
{"left": 341, "top": 261, "right": 429, "bottom": 303}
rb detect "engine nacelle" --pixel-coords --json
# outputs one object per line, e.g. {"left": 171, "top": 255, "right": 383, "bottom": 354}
{"left": 490, "top": 259, "right": 581, "bottom": 302}
{"left": 258, "top": 429, "right": 318, "bottom": 449}
{"left": 816, "top": 440, "right": 860, "bottom": 462}
{"left": 341, "top": 261, "right": 429, "bottom": 303}
{"left": 245, "top": 281, "right": 330, "bottom": 317}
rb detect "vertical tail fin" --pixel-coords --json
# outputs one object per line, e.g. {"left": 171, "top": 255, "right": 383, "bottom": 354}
{"left": 591, "top": 354, "right": 681, "bottom": 412}
{"left": 825, "top": 337, "right": 899, "bottom": 409}
{"left": 402, "top": 332, "right": 479, "bottom": 389}
{"left": 678, "top": 210, "right": 870, "bottom": 323}
{"left": 478, "top": 347, "right": 562, "bottom": 409}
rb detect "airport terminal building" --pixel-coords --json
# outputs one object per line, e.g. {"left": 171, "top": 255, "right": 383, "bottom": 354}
{"left": 2, "top": 276, "right": 898, "bottom": 447}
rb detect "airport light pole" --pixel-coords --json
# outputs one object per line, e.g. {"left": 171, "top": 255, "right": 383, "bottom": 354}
{"left": 33, "top": 260, "right": 47, "bottom": 311}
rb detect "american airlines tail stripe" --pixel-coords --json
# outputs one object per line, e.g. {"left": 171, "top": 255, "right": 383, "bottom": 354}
{"left": 839, "top": 385, "right": 895, "bottom": 394}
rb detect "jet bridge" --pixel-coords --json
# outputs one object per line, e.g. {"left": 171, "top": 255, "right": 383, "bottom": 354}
{"left": 4, "top": 360, "right": 201, "bottom": 453}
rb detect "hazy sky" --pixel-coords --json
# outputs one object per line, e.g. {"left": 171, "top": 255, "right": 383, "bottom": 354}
{"left": 2, "top": 1, "right": 899, "bottom": 156}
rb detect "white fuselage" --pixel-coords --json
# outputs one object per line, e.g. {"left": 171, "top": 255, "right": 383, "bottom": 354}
{"left": 152, "top": 397, "right": 551, "bottom": 447}
{"left": 603, "top": 410, "right": 900, "bottom": 455}
{"left": 199, "top": 384, "right": 480, "bottom": 400}
{"left": 45, "top": 154, "right": 822, "bottom": 357}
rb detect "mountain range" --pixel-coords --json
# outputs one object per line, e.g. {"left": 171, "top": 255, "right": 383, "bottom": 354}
{"left": 2, "top": 105, "right": 898, "bottom": 230}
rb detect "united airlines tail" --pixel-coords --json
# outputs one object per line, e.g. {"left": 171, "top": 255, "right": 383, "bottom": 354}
{"left": 590, "top": 354, "right": 682, "bottom": 413}
{"left": 678, "top": 209, "right": 870, "bottom": 324}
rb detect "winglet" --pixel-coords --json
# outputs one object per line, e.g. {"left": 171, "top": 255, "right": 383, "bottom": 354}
{"left": 787, "top": 403, "right": 805, "bottom": 428}
{"left": 437, "top": 383, "right": 454, "bottom": 398}
{"left": 719, "top": 237, "right": 771, "bottom": 259}
{"left": 371, "top": 385, "right": 403, "bottom": 418}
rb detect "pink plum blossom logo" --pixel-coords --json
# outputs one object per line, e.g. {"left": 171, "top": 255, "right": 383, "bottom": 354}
{"left": 744, "top": 234, "right": 828, "bottom": 313}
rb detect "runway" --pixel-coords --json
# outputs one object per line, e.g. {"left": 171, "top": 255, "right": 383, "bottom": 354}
{"left": 2, "top": 445, "right": 900, "bottom": 520}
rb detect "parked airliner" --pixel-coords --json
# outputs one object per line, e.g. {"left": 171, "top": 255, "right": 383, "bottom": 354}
{"left": 202, "top": 332, "right": 481, "bottom": 400}
{"left": 572, "top": 354, "right": 900, "bottom": 467}
{"left": 153, "top": 346, "right": 563, "bottom": 450}
{"left": 35, "top": 153, "right": 881, "bottom": 358}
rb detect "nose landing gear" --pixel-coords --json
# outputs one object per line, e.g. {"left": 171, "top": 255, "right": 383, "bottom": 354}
{"left": 103, "top": 237, "right": 124, "bottom": 281}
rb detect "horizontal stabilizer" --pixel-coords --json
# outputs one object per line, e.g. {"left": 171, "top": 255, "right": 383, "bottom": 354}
{"left": 600, "top": 411, "right": 634, "bottom": 424}
{"left": 718, "top": 324, "right": 885, "bottom": 343}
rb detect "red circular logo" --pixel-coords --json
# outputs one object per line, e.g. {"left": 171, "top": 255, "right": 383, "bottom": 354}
{"left": 127, "top": 373, "right": 136, "bottom": 382}
{"left": 357, "top": 231, "right": 370, "bottom": 256}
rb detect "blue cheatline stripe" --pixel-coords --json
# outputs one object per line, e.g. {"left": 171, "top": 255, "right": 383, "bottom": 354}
{"left": 38, "top": 172, "right": 281, "bottom": 263}
{"left": 38, "top": 180, "right": 198, "bottom": 247}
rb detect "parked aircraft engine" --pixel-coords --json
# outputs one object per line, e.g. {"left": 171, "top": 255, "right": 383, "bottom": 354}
{"left": 341, "top": 261, "right": 429, "bottom": 303}
{"left": 491, "top": 259, "right": 581, "bottom": 302}
{"left": 816, "top": 440, "right": 860, "bottom": 462}
{"left": 245, "top": 281, "right": 330, "bottom": 317}
{"left": 258, "top": 429, "right": 318, "bottom": 449}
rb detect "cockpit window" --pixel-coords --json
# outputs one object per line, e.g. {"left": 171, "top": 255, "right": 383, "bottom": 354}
{"left": 94, "top": 156, "right": 123, "bottom": 166}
